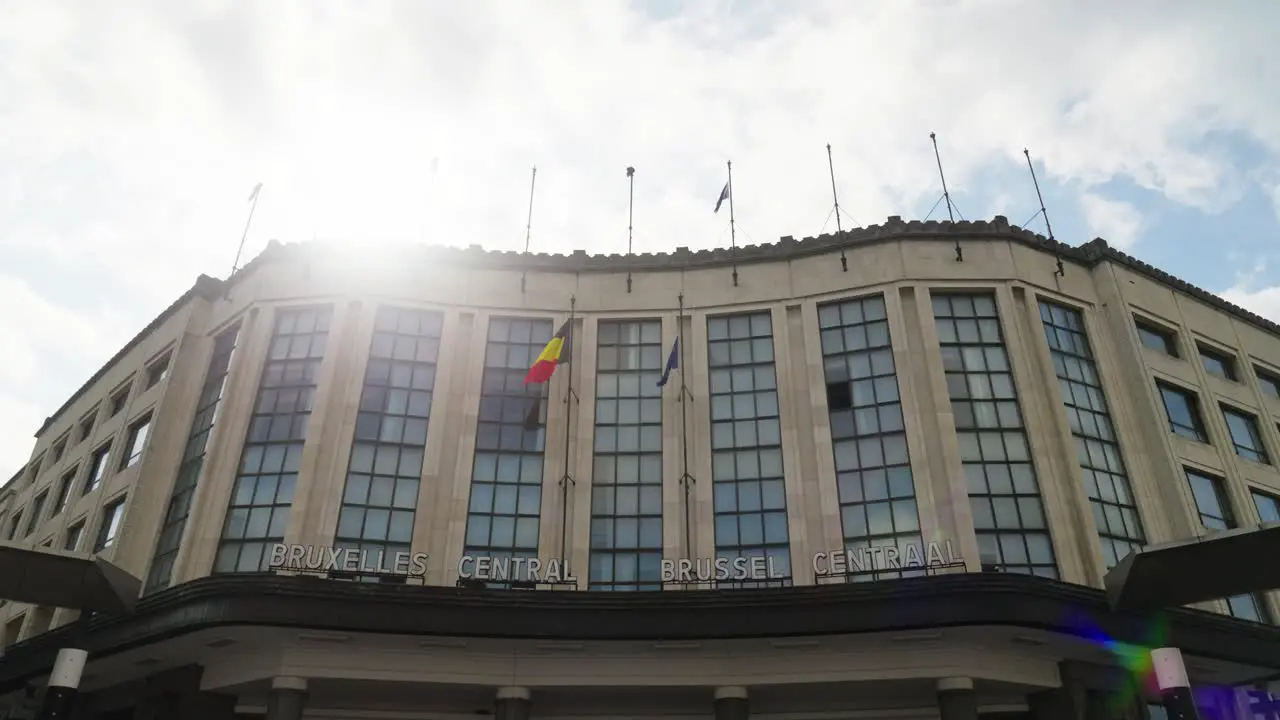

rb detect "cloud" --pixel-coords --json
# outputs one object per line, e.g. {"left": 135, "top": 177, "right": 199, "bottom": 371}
{"left": 1219, "top": 261, "right": 1280, "bottom": 323}
{"left": 1, "top": 0, "right": 1280, "bottom": 477}
{"left": 1079, "top": 194, "right": 1144, "bottom": 250}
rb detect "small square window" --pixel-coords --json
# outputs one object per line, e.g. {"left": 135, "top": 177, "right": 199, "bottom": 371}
{"left": 109, "top": 385, "right": 130, "bottom": 416}
{"left": 64, "top": 521, "right": 85, "bottom": 552}
{"left": 52, "top": 436, "right": 67, "bottom": 463}
{"left": 84, "top": 444, "right": 112, "bottom": 495}
{"left": 1136, "top": 320, "right": 1178, "bottom": 357}
{"left": 77, "top": 412, "right": 97, "bottom": 444}
{"left": 119, "top": 413, "right": 152, "bottom": 470}
{"left": 1198, "top": 344, "right": 1236, "bottom": 381}
{"left": 145, "top": 354, "right": 171, "bottom": 390}
{"left": 1256, "top": 366, "right": 1280, "bottom": 400}
{"left": 94, "top": 496, "right": 128, "bottom": 552}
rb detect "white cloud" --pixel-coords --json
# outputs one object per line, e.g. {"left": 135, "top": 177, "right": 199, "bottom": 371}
{"left": 1219, "top": 261, "right": 1280, "bottom": 323}
{"left": 1079, "top": 194, "right": 1144, "bottom": 250}
{"left": 2, "top": 0, "right": 1280, "bottom": 478}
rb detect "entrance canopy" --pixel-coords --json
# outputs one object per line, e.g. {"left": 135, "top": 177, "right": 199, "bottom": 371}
{"left": 0, "top": 545, "right": 140, "bottom": 614}
{"left": 1104, "top": 524, "right": 1280, "bottom": 612}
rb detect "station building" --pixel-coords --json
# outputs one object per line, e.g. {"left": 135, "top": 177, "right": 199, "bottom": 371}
{"left": 2, "top": 216, "right": 1280, "bottom": 719}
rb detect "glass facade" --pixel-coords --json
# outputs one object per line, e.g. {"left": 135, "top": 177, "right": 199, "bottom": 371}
{"left": 818, "top": 295, "right": 921, "bottom": 579}
{"left": 588, "top": 320, "right": 664, "bottom": 590}
{"left": 333, "top": 307, "right": 443, "bottom": 574}
{"left": 147, "top": 322, "right": 241, "bottom": 592}
{"left": 933, "top": 293, "right": 1058, "bottom": 578}
{"left": 214, "top": 307, "right": 331, "bottom": 574}
{"left": 1038, "top": 301, "right": 1146, "bottom": 570}
{"left": 462, "top": 317, "right": 552, "bottom": 585}
{"left": 708, "top": 312, "right": 791, "bottom": 587}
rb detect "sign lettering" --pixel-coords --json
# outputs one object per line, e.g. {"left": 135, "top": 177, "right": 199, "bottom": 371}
{"left": 457, "top": 556, "right": 578, "bottom": 584}
{"left": 812, "top": 540, "right": 962, "bottom": 576}
{"left": 267, "top": 543, "right": 429, "bottom": 576}
{"left": 661, "top": 556, "right": 783, "bottom": 582}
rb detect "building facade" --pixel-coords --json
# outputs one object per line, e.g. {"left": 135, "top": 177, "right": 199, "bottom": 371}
{"left": 2, "top": 215, "right": 1280, "bottom": 719}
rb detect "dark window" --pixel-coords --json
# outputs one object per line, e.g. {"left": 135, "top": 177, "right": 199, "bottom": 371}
{"left": 93, "top": 496, "right": 127, "bottom": 552}
{"left": 1223, "top": 406, "right": 1269, "bottom": 464}
{"left": 1185, "top": 469, "right": 1271, "bottom": 623}
{"left": 1256, "top": 367, "right": 1280, "bottom": 400}
{"left": 1156, "top": 383, "right": 1207, "bottom": 442}
{"left": 462, "top": 317, "right": 553, "bottom": 586}
{"left": 1039, "top": 301, "right": 1145, "bottom": 569}
{"left": 25, "top": 491, "right": 47, "bottom": 536}
{"left": 1136, "top": 321, "right": 1178, "bottom": 357}
{"left": 27, "top": 456, "right": 42, "bottom": 483}
{"left": 52, "top": 437, "right": 66, "bottom": 463}
{"left": 706, "top": 312, "right": 790, "bottom": 588}
{"left": 933, "top": 293, "right": 1057, "bottom": 578}
{"left": 214, "top": 308, "right": 331, "bottom": 574}
{"left": 119, "top": 413, "right": 152, "bottom": 470}
{"left": 1254, "top": 489, "right": 1280, "bottom": 525}
{"left": 52, "top": 467, "right": 76, "bottom": 515}
{"left": 820, "top": 295, "right": 922, "bottom": 579}
{"left": 77, "top": 413, "right": 95, "bottom": 444}
{"left": 146, "top": 323, "right": 241, "bottom": 592}
{"left": 589, "top": 319, "right": 665, "bottom": 591}
{"left": 1187, "top": 468, "right": 1233, "bottom": 531}
{"left": 334, "top": 307, "right": 442, "bottom": 575}
{"left": 6, "top": 511, "right": 22, "bottom": 540}
{"left": 1199, "top": 345, "right": 1236, "bottom": 381}
{"left": 64, "top": 521, "right": 84, "bottom": 552}
{"left": 109, "top": 386, "right": 129, "bottom": 416}
{"left": 145, "top": 353, "right": 171, "bottom": 389}
{"left": 83, "top": 444, "right": 112, "bottom": 494}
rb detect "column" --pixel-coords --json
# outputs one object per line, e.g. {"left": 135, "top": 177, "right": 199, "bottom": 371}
{"left": 937, "top": 678, "right": 978, "bottom": 720}
{"left": 36, "top": 648, "right": 87, "bottom": 720}
{"left": 714, "top": 686, "right": 749, "bottom": 720}
{"left": 495, "top": 686, "right": 531, "bottom": 720}
{"left": 267, "top": 677, "right": 308, "bottom": 720}
{"left": 1152, "top": 648, "right": 1200, "bottom": 720}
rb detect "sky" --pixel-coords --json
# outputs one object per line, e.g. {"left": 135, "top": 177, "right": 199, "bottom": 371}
{"left": 2, "top": 0, "right": 1280, "bottom": 480}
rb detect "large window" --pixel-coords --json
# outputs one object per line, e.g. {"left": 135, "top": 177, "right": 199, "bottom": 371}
{"left": 214, "top": 308, "right": 331, "bottom": 574}
{"left": 94, "top": 496, "right": 127, "bottom": 553}
{"left": 1254, "top": 489, "right": 1280, "bottom": 524}
{"left": 1186, "top": 468, "right": 1271, "bottom": 623}
{"left": 819, "top": 295, "right": 920, "bottom": 579}
{"left": 334, "top": 307, "right": 442, "bottom": 574}
{"left": 1222, "top": 406, "right": 1269, "bottom": 464}
{"left": 146, "top": 323, "right": 241, "bottom": 592}
{"left": 1039, "top": 301, "right": 1145, "bottom": 569}
{"left": 119, "top": 412, "right": 152, "bottom": 470}
{"left": 462, "top": 317, "right": 552, "bottom": 585}
{"left": 933, "top": 293, "right": 1057, "bottom": 578}
{"left": 1157, "top": 383, "right": 1207, "bottom": 443}
{"left": 83, "top": 443, "right": 111, "bottom": 495}
{"left": 589, "top": 319, "right": 664, "bottom": 591}
{"left": 707, "top": 312, "right": 790, "bottom": 587}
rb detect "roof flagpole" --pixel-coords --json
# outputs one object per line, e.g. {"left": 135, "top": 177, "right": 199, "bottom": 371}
{"left": 521, "top": 166, "right": 537, "bottom": 294}
{"left": 826, "top": 144, "right": 849, "bottom": 272}
{"left": 1023, "top": 148, "right": 1065, "bottom": 278}
{"left": 929, "top": 133, "right": 963, "bottom": 262}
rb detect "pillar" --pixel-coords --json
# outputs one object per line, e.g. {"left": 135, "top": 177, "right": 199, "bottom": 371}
{"left": 1152, "top": 648, "right": 1200, "bottom": 720}
{"left": 267, "top": 677, "right": 308, "bottom": 720}
{"left": 495, "top": 686, "right": 531, "bottom": 720}
{"left": 938, "top": 678, "right": 978, "bottom": 720}
{"left": 36, "top": 648, "right": 87, "bottom": 720}
{"left": 714, "top": 686, "right": 749, "bottom": 720}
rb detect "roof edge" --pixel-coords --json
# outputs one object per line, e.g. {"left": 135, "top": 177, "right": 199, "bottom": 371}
{"left": 33, "top": 275, "right": 226, "bottom": 440}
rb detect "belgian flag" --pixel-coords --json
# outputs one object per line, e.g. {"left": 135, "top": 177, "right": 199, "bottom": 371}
{"left": 523, "top": 319, "right": 572, "bottom": 385}
{"left": 522, "top": 319, "right": 572, "bottom": 430}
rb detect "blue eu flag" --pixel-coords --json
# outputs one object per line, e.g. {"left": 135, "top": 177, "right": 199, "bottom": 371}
{"left": 657, "top": 337, "right": 680, "bottom": 388}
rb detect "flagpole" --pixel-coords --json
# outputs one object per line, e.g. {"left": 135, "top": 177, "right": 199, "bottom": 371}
{"left": 1023, "top": 148, "right": 1065, "bottom": 278}
{"left": 677, "top": 292, "right": 695, "bottom": 558}
{"left": 626, "top": 166, "right": 635, "bottom": 293}
{"left": 826, "top": 144, "right": 848, "bottom": 272}
{"left": 230, "top": 183, "right": 262, "bottom": 279}
{"left": 521, "top": 166, "right": 537, "bottom": 294}
{"left": 558, "top": 295, "right": 578, "bottom": 568}
{"left": 929, "top": 133, "right": 963, "bottom": 262}
{"left": 727, "top": 161, "right": 738, "bottom": 287}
